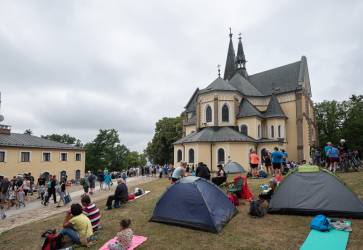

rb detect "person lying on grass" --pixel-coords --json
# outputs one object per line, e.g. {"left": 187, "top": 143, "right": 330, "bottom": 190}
{"left": 108, "top": 218, "right": 133, "bottom": 250}
{"left": 60, "top": 203, "right": 95, "bottom": 247}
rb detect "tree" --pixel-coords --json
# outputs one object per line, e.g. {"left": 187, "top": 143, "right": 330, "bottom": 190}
{"left": 85, "top": 129, "right": 130, "bottom": 172}
{"left": 24, "top": 129, "right": 33, "bottom": 135}
{"left": 315, "top": 95, "right": 363, "bottom": 154}
{"left": 41, "top": 133, "right": 82, "bottom": 146}
{"left": 145, "top": 116, "right": 183, "bottom": 165}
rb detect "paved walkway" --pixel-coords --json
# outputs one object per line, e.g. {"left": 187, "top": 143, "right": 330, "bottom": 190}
{"left": 0, "top": 176, "right": 156, "bottom": 234}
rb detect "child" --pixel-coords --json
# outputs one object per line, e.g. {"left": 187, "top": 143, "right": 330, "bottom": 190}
{"left": 7, "top": 188, "right": 17, "bottom": 209}
{"left": 81, "top": 195, "right": 101, "bottom": 231}
{"left": 108, "top": 219, "right": 133, "bottom": 250}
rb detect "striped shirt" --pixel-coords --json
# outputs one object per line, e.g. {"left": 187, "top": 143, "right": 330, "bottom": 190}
{"left": 83, "top": 203, "right": 101, "bottom": 231}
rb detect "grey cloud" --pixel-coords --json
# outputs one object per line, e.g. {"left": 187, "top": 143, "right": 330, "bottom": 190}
{"left": 1, "top": 0, "right": 363, "bottom": 151}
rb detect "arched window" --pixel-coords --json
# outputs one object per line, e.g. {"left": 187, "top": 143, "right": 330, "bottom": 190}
{"left": 278, "top": 125, "right": 281, "bottom": 138}
{"left": 188, "top": 149, "right": 194, "bottom": 163}
{"left": 222, "top": 104, "right": 229, "bottom": 122}
{"left": 240, "top": 124, "right": 248, "bottom": 136}
{"left": 271, "top": 125, "right": 275, "bottom": 138}
{"left": 217, "top": 148, "right": 225, "bottom": 163}
{"left": 177, "top": 149, "right": 182, "bottom": 162}
{"left": 205, "top": 105, "right": 212, "bottom": 123}
{"left": 258, "top": 125, "right": 261, "bottom": 138}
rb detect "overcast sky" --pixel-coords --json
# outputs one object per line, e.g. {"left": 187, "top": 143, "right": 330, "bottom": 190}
{"left": 0, "top": 0, "right": 362, "bottom": 151}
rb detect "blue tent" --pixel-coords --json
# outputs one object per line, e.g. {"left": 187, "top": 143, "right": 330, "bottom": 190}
{"left": 150, "top": 176, "right": 237, "bottom": 233}
{"left": 224, "top": 161, "right": 245, "bottom": 174}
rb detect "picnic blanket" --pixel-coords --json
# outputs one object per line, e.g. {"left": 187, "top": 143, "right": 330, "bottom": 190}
{"left": 99, "top": 235, "right": 147, "bottom": 250}
{"left": 300, "top": 220, "right": 351, "bottom": 250}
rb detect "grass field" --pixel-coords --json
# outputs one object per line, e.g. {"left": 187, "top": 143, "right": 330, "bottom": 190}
{"left": 0, "top": 172, "right": 363, "bottom": 250}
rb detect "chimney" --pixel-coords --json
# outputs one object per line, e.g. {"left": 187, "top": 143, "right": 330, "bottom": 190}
{"left": 0, "top": 125, "right": 11, "bottom": 135}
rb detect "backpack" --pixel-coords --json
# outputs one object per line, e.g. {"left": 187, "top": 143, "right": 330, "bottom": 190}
{"left": 41, "top": 230, "right": 63, "bottom": 250}
{"left": 310, "top": 215, "right": 330, "bottom": 231}
{"left": 249, "top": 200, "right": 265, "bottom": 217}
{"left": 228, "top": 194, "right": 239, "bottom": 206}
{"left": 258, "top": 170, "right": 268, "bottom": 178}
{"left": 47, "top": 181, "right": 52, "bottom": 189}
{"left": 246, "top": 172, "right": 252, "bottom": 178}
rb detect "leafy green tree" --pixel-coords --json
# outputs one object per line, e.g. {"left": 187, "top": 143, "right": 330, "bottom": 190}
{"left": 41, "top": 133, "right": 81, "bottom": 146}
{"left": 145, "top": 116, "right": 183, "bottom": 165}
{"left": 85, "top": 129, "right": 130, "bottom": 172}
{"left": 315, "top": 95, "right": 363, "bottom": 154}
{"left": 24, "top": 129, "right": 33, "bottom": 135}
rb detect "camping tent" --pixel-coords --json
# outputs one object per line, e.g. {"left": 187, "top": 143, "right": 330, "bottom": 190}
{"left": 224, "top": 161, "right": 245, "bottom": 174}
{"left": 150, "top": 176, "right": 237, "bottom": 233}
{"left": 268, "top": 165, "right": 363, "bottom": 218}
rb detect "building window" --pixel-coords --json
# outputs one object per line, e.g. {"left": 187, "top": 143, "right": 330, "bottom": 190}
{"left": 0, "top": 151, "right": 5, "bottom": 162}
{"left": 217, "top": 148, "right": 225, "bottom": 164}
{"left": 188, "top": 149, "right": 195, "bottom": 163}
{"left": 222, "top": 104, "right": 229, "bottom": 122}
{"left": 43, "top": 152, "right": 51, "bottom": 162}
{"left": 240, "top": 124, "right": 248, "bottom": 136}
{"left": 21, "top": 152, "right": 30, "bottom": 162}
{"left": 205, "top": 105, "right": 212, "bottom": 123}
{"left": 278, "top": 125, "right": 282, "bottom": 138}
{"left": 177, "top": 149, "right": 182, "bottom": 162}
{"left": 60, "top": 152, "right": 68, "bottom": 161}
{"left": 271, "top": 125, "right": 275, "bottom": 138}
{"left": 76, "top": 153, "right": 81, "bottom": 161}
{"left": 258, "top": 125, "right": 261, "bottom": 138}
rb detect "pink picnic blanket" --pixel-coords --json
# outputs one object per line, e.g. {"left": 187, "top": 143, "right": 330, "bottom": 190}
{"left": 99, "top": 235, "right": 147, "bottom": 250}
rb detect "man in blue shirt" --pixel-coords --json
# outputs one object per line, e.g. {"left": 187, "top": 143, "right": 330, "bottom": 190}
{"left": 271, "top": 147, "right": 284, "bottom": 176}
{"left": 324, "top": 142, "right": 332, "bottom": 168}
{"left": 327, "top": 145, "right": 339, "bottom": 173}
{"left": 171, "top": 162, "right": 186, "bottom": 183}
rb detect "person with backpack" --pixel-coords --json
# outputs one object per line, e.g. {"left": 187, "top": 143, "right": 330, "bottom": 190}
{"left": 327, "top": 145, "right": 340, "bottom": 173}
{"left": 60, "top": 203, "right": 94, "bottom": 246}
{"left": 263, "top": 150, "right": 272, "bottom": 175}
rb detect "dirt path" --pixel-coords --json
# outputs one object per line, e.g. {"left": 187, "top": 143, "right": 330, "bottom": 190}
{"left": 0, "top": 176, "right": 156, "bottom": 234}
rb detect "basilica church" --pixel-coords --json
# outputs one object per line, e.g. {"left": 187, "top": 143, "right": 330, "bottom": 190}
{"left": 173, "top": 31, "right": 317, "bottom": 171}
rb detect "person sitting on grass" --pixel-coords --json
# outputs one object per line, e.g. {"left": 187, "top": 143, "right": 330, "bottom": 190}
{"left": 81, "top": 195, "right": 101, "bottom": 232}
{"left": 105, "top": 179, "right": 128, "bottom": 210}
{"left": 60, "top": 203, "right": 94, "bottom": 247}
{"left": 108, "top": 218, "right": 133, "bottom": 250}
{"left": 211, "top": 164, "right": 227, "bottom": 186}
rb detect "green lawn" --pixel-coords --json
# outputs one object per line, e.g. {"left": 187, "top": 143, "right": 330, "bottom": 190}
{"left": 1, "top": 172, "right": 363, "bottom": 250}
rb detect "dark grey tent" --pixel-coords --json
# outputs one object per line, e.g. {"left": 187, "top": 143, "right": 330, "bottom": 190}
{"left": 224, "top": 161, "right": 245, "bottom": 174}
{"left": 268, "top": 166, "right": 363, "bottom": 218}
{"left": 150, "top": 176, "right": 238, "bottom": 233}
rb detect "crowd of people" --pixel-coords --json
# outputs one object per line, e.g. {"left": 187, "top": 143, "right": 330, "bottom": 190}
{"left": 312, "top": 139, "right": 361, "bottom": 173}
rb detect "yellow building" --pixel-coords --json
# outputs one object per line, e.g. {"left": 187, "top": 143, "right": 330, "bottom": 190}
{"left": 0, "top": 125, "right": 85, "bottom": 181}
{"left": 174, "top": 32, "right": 317, "bottom": 171}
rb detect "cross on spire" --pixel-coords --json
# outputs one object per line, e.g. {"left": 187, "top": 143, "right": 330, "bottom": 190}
{"left": 217, "top": 64, "right": 221, "bottom": 77}
{"left": 229, "top": 27, "right": 232, "bottom": 38}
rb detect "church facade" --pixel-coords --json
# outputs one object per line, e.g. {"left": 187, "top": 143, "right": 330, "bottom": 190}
{"left": 173, "top": 32, "right": 317, "bottom": 171}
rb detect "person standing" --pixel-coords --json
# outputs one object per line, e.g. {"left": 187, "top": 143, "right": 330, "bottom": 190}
{"left": 327, "top": 145, "right": 340, "bottom": 173}
{"left": 57, "top": 178, "right": 66, "bottom": 207}
{"left": 97, "top": 171, "right": 104, "bottom": 191}
{"left": 22, "top": 176, "right": 31, "bottom": 201}
{"left": 271, "top": 147, "right": 284, "bottom": 176}
{"left": 44, "top": 175, "right": 57, "bottom": 205}
{"left": 264, "top": 150, "right": 272, "bottom": 175}
{"left": 249, "top": 150, "right": 260, "bottom": 177}
{"left": 324, "top": 142, "right": 333, "bottom": 169}
{"left": 103, "top": 172, "right": 112, "bottom": 191}
{"left": 88, "top": 172, "right": 96, "bottom": 195}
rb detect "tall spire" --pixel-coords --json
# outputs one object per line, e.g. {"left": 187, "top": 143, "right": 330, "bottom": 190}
{"left": 236, "top": 33, "right": 248, "bottom": 78}
{"left": 223, "top": 28, "right": 236, "bottom": 81}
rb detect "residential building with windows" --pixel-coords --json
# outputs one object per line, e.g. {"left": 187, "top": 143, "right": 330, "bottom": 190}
{"left": 174, "top": 32, "right": 317, "bottom": 170}
{"left": 0, "top": 125, "right": 85, "bottom": 181}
